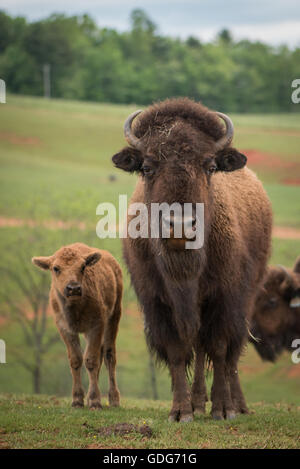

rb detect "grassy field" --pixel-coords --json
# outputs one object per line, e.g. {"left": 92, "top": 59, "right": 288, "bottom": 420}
{"left": 0, "top": 394, "right": 299, "bottom": 449}
{"left": 0, "top": 95, "right": 299, "bottom": 449}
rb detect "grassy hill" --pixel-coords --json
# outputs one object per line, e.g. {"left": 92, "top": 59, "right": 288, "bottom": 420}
{"left": 0, "top": 95, "right": 299, "bottom": 448}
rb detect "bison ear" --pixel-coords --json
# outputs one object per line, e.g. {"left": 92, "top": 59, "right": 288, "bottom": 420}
{"left": 112, "top": 147, "right": 143, "bottom": 173}
{"left": 85, "top": 252, "right": 101, "bottom": 267}
{"left": 215, "top": 148, "right": 247, "bottom": 172}
{"left": 293, "top": 256, "right": 300, "bottom": 274}
{"left": 273, "top": 268, "right": 288, "bottom": 289}
{"left": 32, "top": 256, "right": 52, "bottom": 270}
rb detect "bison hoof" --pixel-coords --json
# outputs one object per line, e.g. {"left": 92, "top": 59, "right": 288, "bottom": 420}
{"left": 72, "top": 401, "right": 84, "bottom": 409}
{"left": 110, "top": 400, "right": 120, "bottom": 408}
{"left": 109, "top": 390, "right": 120, "bottom": 407}
{"left": 168, "top": 410, "right": 193, "bottom": 423}
{"left": 212, "top": 411, "right": 224, "bottom": 420}
{"left": 89, "top": 401, "right": 102, "bottom": 410}
{"left": 212, "top": 409, "right": 236, "bottom": 420}
{"left": 193, "top": 407, "right": 206, "bottom": 417}
{"left": 180, "top": 414, "right": 194, "bottom": 423}
{"left": 236, "top": 406, "right": 253, "bottom": 414}
{"left": 87, "top": 395, "right": 102, "bottom": 410}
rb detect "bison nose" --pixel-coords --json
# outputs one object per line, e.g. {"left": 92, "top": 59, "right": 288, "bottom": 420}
{"left": 65, "top": 283, "right": 82, "bottom": 297}
{"left": 184, "top": 214, "right": 197, "bottom": 228}
{"left": 162, "top": 213, "right": 196, "bottom": 238}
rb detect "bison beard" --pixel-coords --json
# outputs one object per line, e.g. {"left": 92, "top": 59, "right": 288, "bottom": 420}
{"left": 155, "top": 245, "right": 202, "bottom": 340}
{"left": 114, "top": 98, "right": 272, "bottom": 422}
{"left": 146, "top": 260, "right": 200, "bottom": 365}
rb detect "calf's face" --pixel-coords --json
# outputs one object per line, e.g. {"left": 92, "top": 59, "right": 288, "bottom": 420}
{"left": 32, "top": 247, "right": 101, "bottom": 302}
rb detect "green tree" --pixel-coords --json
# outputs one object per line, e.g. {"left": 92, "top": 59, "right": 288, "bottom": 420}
{"left": 0, "top": 9, "right": 299, "bottom": 112}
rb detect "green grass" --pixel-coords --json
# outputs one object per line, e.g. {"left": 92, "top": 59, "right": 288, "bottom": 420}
{"left": 265, "top": 184, "right": 300, "bottom": 227}
{"left": 271, "top": 238, "right": 300, "bottom": 266}
{"left": 231, "top": 113, "right": 300, "bottom": 130}
{"left": 233, "top": 114, "right": 300, "bottom": 159}
{"left": 0, "top": 94, "right": 299, "bottom": 223}
{"left": 0, "top": 394, "right": 299, "bottom": 449}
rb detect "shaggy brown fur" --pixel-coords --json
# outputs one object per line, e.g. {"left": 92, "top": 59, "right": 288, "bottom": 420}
{"left": 250, "top": 256, "right": 300, "bottom": 361}
{"left": 32, "top": 243, "right": 122, "bottom": 409}
{"left": 112, "top": 98, "right": 272, "bottom": 422}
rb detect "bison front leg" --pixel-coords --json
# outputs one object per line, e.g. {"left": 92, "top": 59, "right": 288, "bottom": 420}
{"left": 191, "top": 342, "right": 208, "bottom": 416}
{"left": 229, "top": 365, "right": 249, "bottom": 415}
{"left": 167, "top": 346, "right": 193, "bottom": 423}
{"left": 84, "top": 327, "right": 104, "bottom": 410}
{"left": 58, "top": 327, "right": 84, "bottom": 408}
{"left": 211, "top": 344, "right": 236, "bottom": 420}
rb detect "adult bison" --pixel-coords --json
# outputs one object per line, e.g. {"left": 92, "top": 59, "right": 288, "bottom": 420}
{"left": 112, "top": 98, "right": 272, "bottom": 421}
{"left": 250, "top": 257, "right": 300, "bottom": 362}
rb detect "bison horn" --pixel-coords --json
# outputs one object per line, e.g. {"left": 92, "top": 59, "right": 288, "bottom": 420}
{"left": 124, "top": 110, "right": 143, "bottom": 149}
{"left": 215, "top": 112, "right": 234, "bottom": 151}
{"left": 277, "top": 265, "right": 292, "bottom": 281}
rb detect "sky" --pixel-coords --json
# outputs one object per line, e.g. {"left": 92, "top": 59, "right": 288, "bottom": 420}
{"left": 1, "top": 0, "right": 300, "bottom": 47}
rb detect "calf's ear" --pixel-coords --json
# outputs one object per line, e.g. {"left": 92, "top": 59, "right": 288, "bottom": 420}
{"left": 85, "top": 252, "right": 101, "bottom": 267}
{"left": 293, "top": 256, "right": 300, "bottom": 274}
{"left": 112, "top": 147, "right": 143, "bottom": 173}
{"left": 215, "top": 148, "right": 247, "bottom": 172}
{"left": 32, "top": 256, "right": 52, "bottom": 270}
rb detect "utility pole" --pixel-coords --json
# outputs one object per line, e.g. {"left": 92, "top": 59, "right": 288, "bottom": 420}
{"left": 43, "top": 64, "right": 51, "bottom": 99}
{"left": 0, "top": 79, "right": 6, "bottom": 103}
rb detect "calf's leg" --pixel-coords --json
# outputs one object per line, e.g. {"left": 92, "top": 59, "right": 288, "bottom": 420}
{"left": 84, "top": 327, "right": 104, "bottom": 409}
{"left": 103, "top": 299, "right": 121, "bottom": 407}
{"left": 59, "top": 327, "right": 84, "bottom": 407}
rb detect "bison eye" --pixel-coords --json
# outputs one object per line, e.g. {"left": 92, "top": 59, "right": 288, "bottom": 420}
{"left": 53, "top": 266, "right": 60, "bottom": 275}
{"left": 142, "top": 165, "right": 154, "bottom": 177}
{"left": 81, "top": 264, "right": 86, "bottom": 274}
{"left": 207, "top": 165, "right": 217, "bottom": 175}
{"left": 268, "top": 297, "right": 278, "bottom": 308}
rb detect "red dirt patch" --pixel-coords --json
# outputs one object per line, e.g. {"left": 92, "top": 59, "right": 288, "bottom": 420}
{"left": 272, "top": 226, "right": 300, "bottom": 240}
{"left": 1, "top": 217, "right": 300, "bottom": 241}
{"left": 242, "top": 149, "right": 299, "bottom": 170}
{"left": 0, "top": 131, "right": 41, "bottom": 146}
{"left": 125, "top": 303, "right": 140, "bottom": 318}
{"left": 287, "top": 365, "right": 300, "bottom": 378}
{"left": 0, "top": 217, "right": 86, "bottom": 231}
{"left": 0, "top": 301, "right": 54, "bottom": 327}
{"left": 281, "top": 178, "right": 300, "bottom": 186}
{"left": 0, "top": 440, "right": 10, "bottom": 449}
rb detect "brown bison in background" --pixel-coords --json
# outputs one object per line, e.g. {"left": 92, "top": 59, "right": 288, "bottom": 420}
{"left": 250, "top": 257, "right": 300, "bottom": 362}
{"left": 32, "top": 243, "right": 122, "bottom": 409}
{"left": 112, "top": 98, "right": 272, "bottom": 422}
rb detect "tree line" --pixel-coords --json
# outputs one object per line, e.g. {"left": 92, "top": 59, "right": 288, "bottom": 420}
{"left": 0, "top": 8, "right": 299, "bottom": 112}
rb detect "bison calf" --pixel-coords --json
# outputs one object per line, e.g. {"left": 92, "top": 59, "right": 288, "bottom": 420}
{"left": 32, "top": 242, "right": 122, "bottom": 409}
{"left": 250, "top": 257, "right": 300, "bottom": 362}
